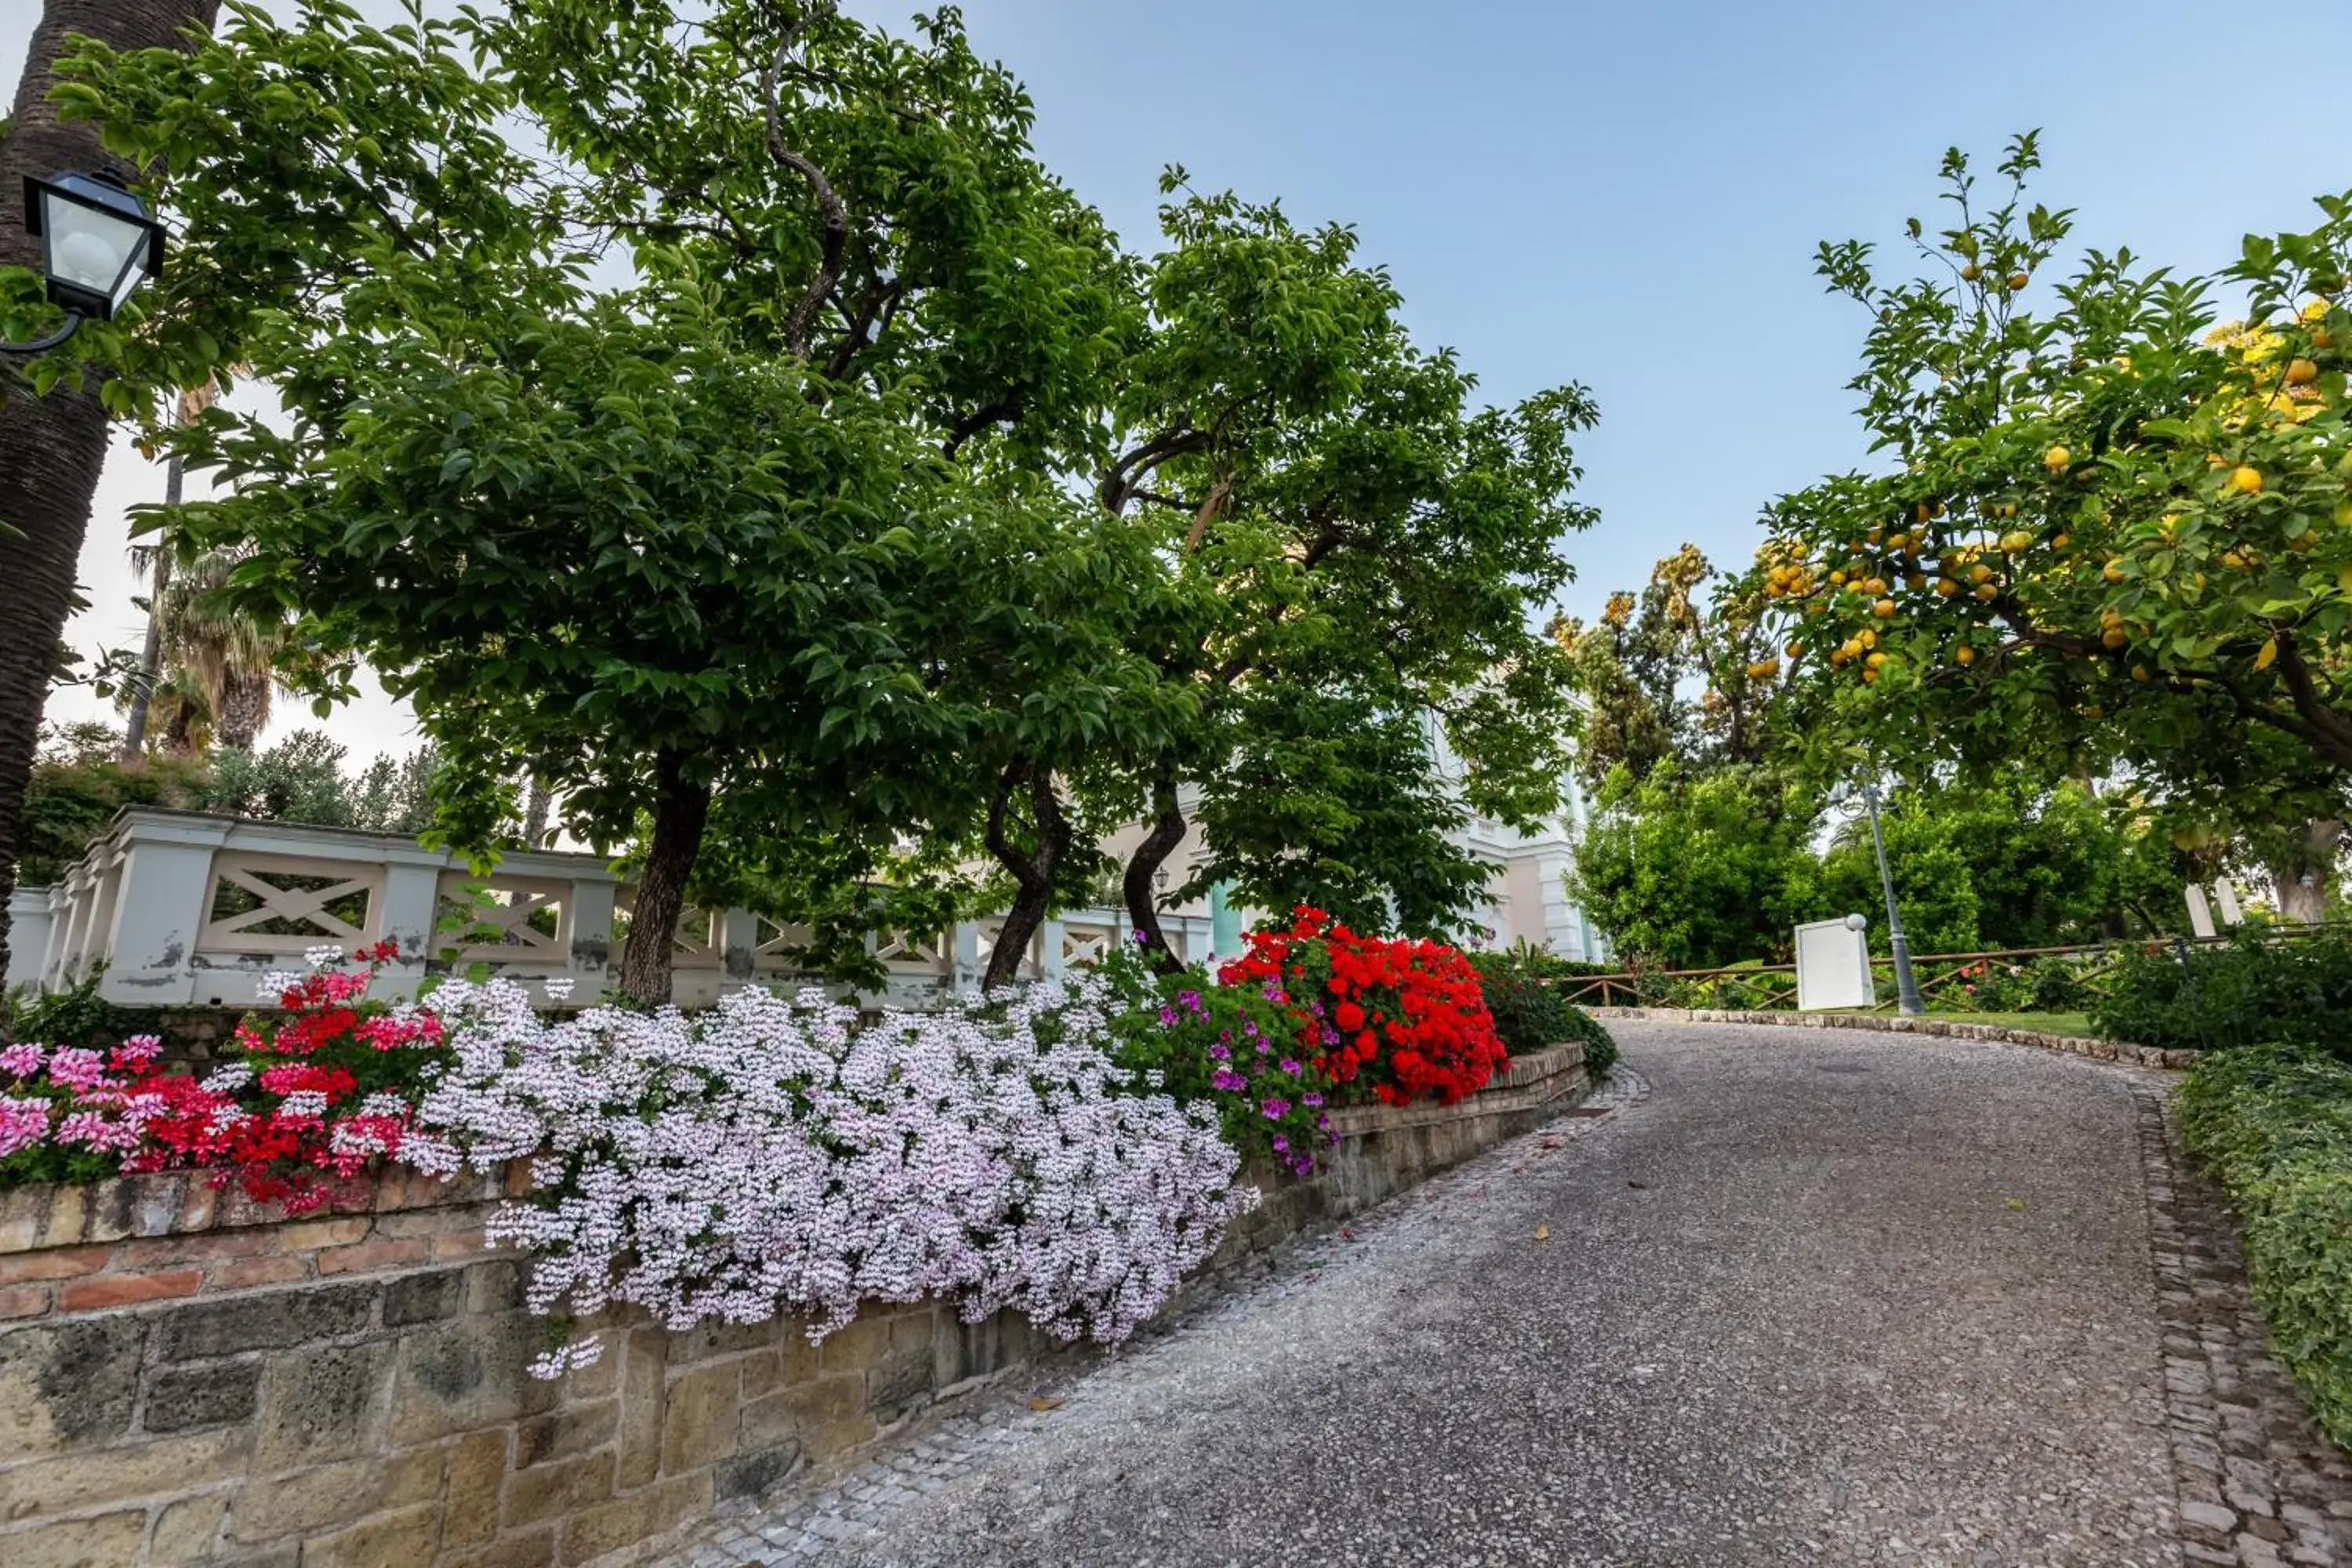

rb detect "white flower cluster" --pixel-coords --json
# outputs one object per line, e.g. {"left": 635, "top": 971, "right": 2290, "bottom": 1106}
{"left": 405, "top": 975, "right": 1254, "bottom": 1375}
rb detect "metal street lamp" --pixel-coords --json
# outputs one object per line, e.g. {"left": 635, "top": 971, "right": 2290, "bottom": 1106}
{"left": 1854, "top": 774, "right": 1927, "bottom": 1015}
{"left": 5, "top": 169, "right": 166, "bottom": 354}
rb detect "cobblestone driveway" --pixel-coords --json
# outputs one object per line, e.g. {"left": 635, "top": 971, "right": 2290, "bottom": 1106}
{"left": 661, "top": 1022, "right": 2352, "bottom": 1568}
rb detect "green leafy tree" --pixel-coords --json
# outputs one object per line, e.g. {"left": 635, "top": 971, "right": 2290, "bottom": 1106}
{"left": 73, "top": 1, "right": 1136, "bottom": 1003}
{"left": 1084, "top": 186, "right": 1595, "bottom": 965}
{"left": 1554, "top": 544, "right": 1789, "bottom": 789}
{"left": 1569, "top": 763, "right": 1820, "bottom": 969}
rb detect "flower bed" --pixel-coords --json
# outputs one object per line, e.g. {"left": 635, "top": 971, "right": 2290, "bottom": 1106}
{"left": 0, "top": 915, "right": 1563, "bottom": 1382}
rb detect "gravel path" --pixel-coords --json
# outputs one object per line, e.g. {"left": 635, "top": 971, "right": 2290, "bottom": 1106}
{"left": 667, "top": 1022, "right": 2352, "bottom": 1568}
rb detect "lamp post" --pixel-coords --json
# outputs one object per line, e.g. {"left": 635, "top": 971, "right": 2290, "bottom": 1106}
{"left": 1856, "top": 774, "right": 1927, "bottom": 1015}
{"left": 5, "top": 169, "right": 166, "bottom": 354}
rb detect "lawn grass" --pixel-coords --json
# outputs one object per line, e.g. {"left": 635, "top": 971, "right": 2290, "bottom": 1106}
{"left": 1825, "top": 1009, "right": 2100, "bottom": 1038}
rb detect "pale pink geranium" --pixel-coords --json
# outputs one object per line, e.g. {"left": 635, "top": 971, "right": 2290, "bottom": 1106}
{"left": 0, "top": 1096, "right": 52, "bottom": 1157}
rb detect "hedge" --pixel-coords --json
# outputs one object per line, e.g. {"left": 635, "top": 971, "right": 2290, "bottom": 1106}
{"left": 2176, "top": 1043, "right": 2352, "bottom": 1450}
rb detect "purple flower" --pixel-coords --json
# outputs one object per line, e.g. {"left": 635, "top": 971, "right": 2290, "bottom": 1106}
{"left": 1177, "top": 989, "right": 1204, "bottom": 1017}
{"left": 1301, "top": 1092, "right": 1324, "bottom": 1109}
{"left": 1259, "top": 982, "right": 1287, "bottom": 1004}
{"left": 1294, "top": 1156, "right": 1316, "bottom": 1177}
{"left": 1210, "top": 1069, "right": 1248, "bottom": 1093}
{"left": 1272, "top": 1135, "right": 1290, "bottom": 1154}
{"left": 1255, "top": 1038, "right": 1270, "bottom": 1055}
{"left": 1157, "top": 1005, "right": 1178, "bottom": 1028}
{"left": 1208, "top": 1044, "right": 1231, "bottom": 1061}
{"left": 1132, "top": 929, "right": 1152, "bottom": 945}
{"left": 1279, "top": 1058, "right": 1301, "bottom": 1076}
{"left": 1261, "top": 1098, "right": 1290, "bottom": 1120}
{"left": 1316, "top": 1113, "right": 1332, "bottom": 1131}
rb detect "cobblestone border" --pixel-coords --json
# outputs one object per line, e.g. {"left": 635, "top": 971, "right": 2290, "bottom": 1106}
{"left": 647, "top": 1070, "right": 1653, "bottom": 1566}
{"left": 1587, "top": 1004, "right": 2198, "bottom": 1069}
{"left": 2134, "top": 1084, "right": 2352, "bottom": 1566}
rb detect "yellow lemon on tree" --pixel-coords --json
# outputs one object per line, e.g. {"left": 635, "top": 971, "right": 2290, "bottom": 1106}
{"left": 1859, "top": 629, "right": 1878, "bottom": 648}
{"left": 2103, "top": 560, "right": 2127, "bottom": 583}
{"left": 2227, "top": 465, "right": 2263, "bottom": 495}
{"left": 2132, "top": 665, "right": 2151, "bottom": 683}
{"left": 1935, "top": 579, "right": 1960, "bottom": 598}
{"left": 1866, "top": 652, "right": 1888, "bottom": 670}
{"left": 1974, "top": 583, "right": 1998, "bottom": 601}
{"left": 1969, "top": 563, "right": 1994, "bottom": 585}
{"left": 1830, "top": 569, "right": 1848, "bottom": 586}
{"left": 2044, "top": 445, "right": 2071, "bottom": 473}
{"left": 2335, "top": 500, "right": 2352, "bottom": 528}
{"left": 1873, "top": 597, "right": 1896, "bottom": 619}
{"left": 2286, "top": 358, "right": 2319, "bottom": 387}
{"left": 2000, "top": 530, "right": 2034, "bottom": 554}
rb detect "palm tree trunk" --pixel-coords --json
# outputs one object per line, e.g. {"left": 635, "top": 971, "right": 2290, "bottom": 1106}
{"left": 522, "top": 777, "right": 552, "bottom": 848}
{"left": 214, "top": 666, "right": 270, "bottom": 752}
{"left": 118, "top": 492, "right": 178, "bottom": 770}
{"left": 0, "top": 0, "right": 222, "bottom": 976}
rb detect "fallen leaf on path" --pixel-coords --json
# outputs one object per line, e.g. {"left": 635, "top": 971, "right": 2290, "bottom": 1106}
{"left": 1627, "top": 1181, "right": 1649, "bottom": 1189}
{"left": 2005, "top": 1198, "right": 2025, "bottom": 1211}
{"left": 1534, "top": 1223, "right": 1551, "bottom": 1242}
{"left": 1028, "top": 1398, "right": 1063, "bottom": 1412}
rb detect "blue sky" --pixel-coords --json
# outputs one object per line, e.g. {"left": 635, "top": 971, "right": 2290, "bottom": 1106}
{"left": 11, "top": 0, "right": 2352, "bottom": 757}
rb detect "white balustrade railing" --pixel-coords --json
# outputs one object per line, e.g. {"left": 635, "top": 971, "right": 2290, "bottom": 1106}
{"left": 3, "top": 808, "right": 1218, "bottom": 1010}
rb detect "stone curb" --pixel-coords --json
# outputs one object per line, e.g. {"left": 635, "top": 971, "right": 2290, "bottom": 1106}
{"left": 1584, "top": 1005, "right": 2197, "bottom": 1070}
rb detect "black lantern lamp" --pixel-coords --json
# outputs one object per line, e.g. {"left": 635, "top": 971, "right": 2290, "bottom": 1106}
{"left": 5, "top": 169, "right": 165, "bottom": 353}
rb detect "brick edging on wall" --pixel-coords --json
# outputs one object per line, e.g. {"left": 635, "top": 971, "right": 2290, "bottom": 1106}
{"left": 1583, "top": 1006, "right": 2196, "bottom": 1070}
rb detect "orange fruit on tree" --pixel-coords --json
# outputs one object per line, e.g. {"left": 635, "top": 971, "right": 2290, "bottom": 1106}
{"left": 1969, "top": 564, "right": 1994, "bottom": 585}
{"left": 1873, "top": 597, "right": 1896, "bottom": 619}
{"left": 2103, "top": 560, "right": 2126, "bottom": 583}
{"left": 1935, "top": 579, "right": 1960, "bottom": 598}
{"left": 1866, "top": 652, "right": 1888, "bottom": 670}
{"left": 2051, "top": 532, "right": 2071, "bottom": 550}
{"left": 2285, "top": 358, "right": 2319, "bottom": 387}
{"left": 1974, "top": 583, "right": 1998, "bottom": 601}
{"left": 2008, "top": 272, "right": 2030, "bottom": 291}
{"left": 1859, "top": 629, "right": 1878, "bottom": 648}
{"left": 1955, "top": 645, "right": 1976, "bottom": 666}
{"left": 2102, "top": 626, "right": 2128, "bottom": 649}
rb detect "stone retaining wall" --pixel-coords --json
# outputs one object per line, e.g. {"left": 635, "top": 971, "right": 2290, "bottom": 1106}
{"left": 0, "top": 1044, "right": 1590, "bottom": 1567}
{"left": 1585, "top": 1005, "right": 2196, "bottom": 1069}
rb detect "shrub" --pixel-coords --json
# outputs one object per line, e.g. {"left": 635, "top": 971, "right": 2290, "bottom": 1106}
{"left": 2177, "top": 1044, "right": 2352, "bottom": 1450}
{"left": 1465, "top": 940, "right": 1622, "bottom": 1076}
{"left": 1093, "top": 945, "right": 1335, "bottom": 1177}
{"left": 406, "top": 972, "right": 1252, "bottom": 1375}
{"left": 1220, "top": 908, "right": 1508, "bottom": 1106}
{"left": 2092, "top": 930, "right": 2352, "bottom": 1057}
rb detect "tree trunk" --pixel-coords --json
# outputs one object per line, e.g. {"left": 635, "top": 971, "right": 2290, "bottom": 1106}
{"left": 616, "top": 748, "right": 712, "bottom": 1006}
{"left": 214, "top": 666, "right": 270, "bottom": 751}
{"left": 982, "top": 763, "right": 1069, "bottom": 991}
{"left": 1121, "top": 775, "right": 1188, "bottom": 976}
{"left": 0, "top": 0, "right": 222, "bottom": 975}
{"left": 521, "top": 777, "right": 552, "bottom": 848}
{"left": 118, "top": 540, "right": 172, "bottom": 768}
{"left": 2269, "top": 817, "right": 2343, "bottom": 924}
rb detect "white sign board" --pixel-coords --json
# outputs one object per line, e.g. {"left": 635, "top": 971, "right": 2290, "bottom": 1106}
{"left": 1794, "top": 916, "right": 1876, "bottom": 1011}
{"left": 2213, "top": 880, "right": 2244, "bottom": 927}
{"left": 2184, "top": 884, "right": 2216, "bottom": 940}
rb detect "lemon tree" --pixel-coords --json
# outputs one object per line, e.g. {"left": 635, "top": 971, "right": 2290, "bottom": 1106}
{"left": 1760, "top": 135, "right": 2352, "bottom": 800}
